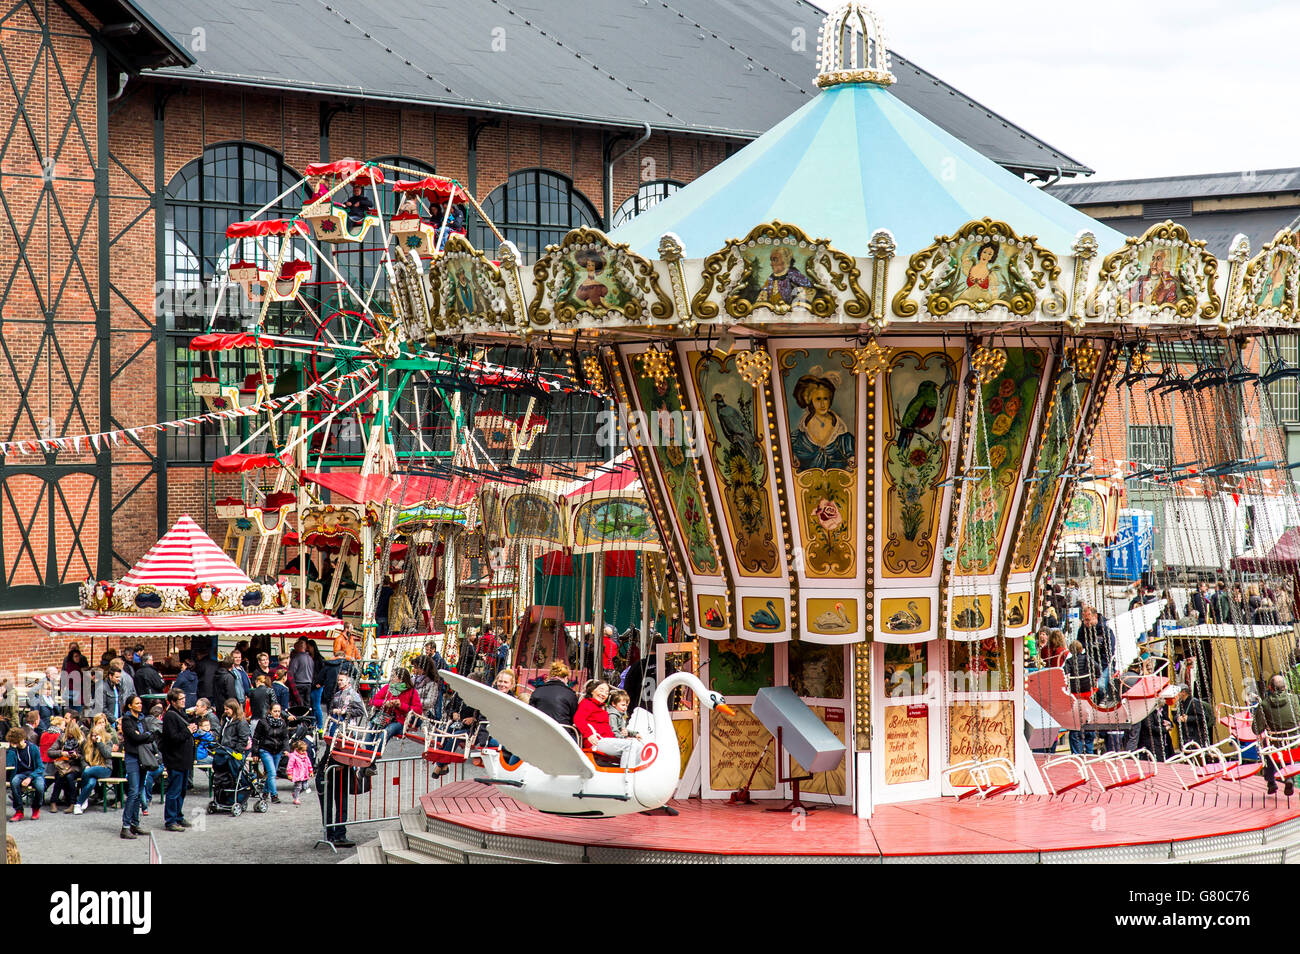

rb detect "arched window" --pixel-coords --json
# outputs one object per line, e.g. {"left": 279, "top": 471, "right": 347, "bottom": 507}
{"left": 611, "top": 179, "right": 683, "bottom": 228}
{"left": 475, "top": 169, "right": 600, "bottom": 260}
{"left": 165, "top": 142, "right": 304, "bottom": 303}
{"left": 163, "top": 143, "right": 304, "bottom": 462}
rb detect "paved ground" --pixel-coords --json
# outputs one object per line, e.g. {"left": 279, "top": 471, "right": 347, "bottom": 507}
{"left": 5, "top": 737, "right": 441, "bottom": 865}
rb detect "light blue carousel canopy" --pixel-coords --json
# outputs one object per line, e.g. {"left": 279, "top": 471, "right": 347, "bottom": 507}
{"left": 610, "top": 80, "right": 1124, "bottom": 259}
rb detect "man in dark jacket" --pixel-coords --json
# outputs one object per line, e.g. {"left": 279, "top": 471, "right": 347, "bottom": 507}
{"left": 195, "top": 644, "right": 219, "bottom": 704}
{"left": 160, "top": 688, "right": 196, "bottom": 831}
{"left": 1171, "top": 684, "right": 1213, "bottom": 749}
{"left": 134, "top": 654, "right": 165, "bottom": 698}
{"left": 212, "top": 659, "right": 237, "bottom": 710}
{"left": 1253, "top": 674, "right": 1300, "bottom": 795}
{"left": 528, "top": 661, "right": 578, "bottom": 727}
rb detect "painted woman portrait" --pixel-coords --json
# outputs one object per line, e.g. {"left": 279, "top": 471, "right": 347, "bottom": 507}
{"left": 790, "top": 372, "right": 855, "bottom": 471}
{"left": 1256, "top": 250, "right": 1289, "bottom": 309}
{"left": 573, "top": 248, "right": 611, "bottom": 307}
{"left": 956, "top": 241, "right": 1001, "bottom": 305}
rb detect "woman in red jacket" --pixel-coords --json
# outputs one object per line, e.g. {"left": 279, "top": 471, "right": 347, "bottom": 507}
{"left": 574, "top": 681, "right": 613, "bottom": 749}
{"left": 370, "top": 667, "right": 423, "bottom": 742}
{"left": 574, "top": 681, "right": 639, "bottom": 768}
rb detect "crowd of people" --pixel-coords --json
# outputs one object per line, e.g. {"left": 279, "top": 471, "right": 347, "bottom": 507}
{"left": 0, "top": 634, "right": 363, "bottom": 841}
{"left": 1029, "top": 574, "right": 1300, "bottom": 792}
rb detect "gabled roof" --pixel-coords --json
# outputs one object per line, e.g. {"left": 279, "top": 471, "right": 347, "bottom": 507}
{"left": 130, "top": 0, "right": 1088, "bottom": 177}
{"left": 610, "top": 82, "right": 1120, "bottom": 258}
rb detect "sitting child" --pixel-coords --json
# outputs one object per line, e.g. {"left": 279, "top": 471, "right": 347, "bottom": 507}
{"left": 194, "top": 716, "right": 215, "bottom": 765}
{"left": 606, "top": 690, "right": 640, "bottom": 742}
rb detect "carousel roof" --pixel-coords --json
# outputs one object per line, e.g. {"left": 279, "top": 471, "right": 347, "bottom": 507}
{"left": 121, "top": 514, "right": 253, "bottom": 589}
{"left": 610, "top": 80, "right": 1124, "bottom": 258}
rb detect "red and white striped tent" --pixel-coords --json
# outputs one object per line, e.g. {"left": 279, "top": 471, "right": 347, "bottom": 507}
{"left": 33, "top": 514, "right": 342, "bottom": 640}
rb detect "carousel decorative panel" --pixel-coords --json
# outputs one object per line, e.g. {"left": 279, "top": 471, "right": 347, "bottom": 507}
{"left": 776, "top": 347, "right": 860, "bottom": 580}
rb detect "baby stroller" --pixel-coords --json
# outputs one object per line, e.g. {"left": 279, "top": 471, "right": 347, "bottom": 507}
{"left": 287, "top": 706, "right": 318, "bottom": 768}
{"left": 206, "top": 738, "right": 270, "bottom": 817}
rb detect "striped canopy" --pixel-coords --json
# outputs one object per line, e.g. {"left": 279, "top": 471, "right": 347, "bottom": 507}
{"left": 32, "top": 514, "right": 342, "bottom": 638}
{"left": 121, "top": 514, "right": 255, "bottom": 589}
{"left": 610, "top": 82, "right": 1123, "bottom": 258}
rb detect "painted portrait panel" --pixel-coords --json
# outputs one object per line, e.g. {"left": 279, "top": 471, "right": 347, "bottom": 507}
{"left": 778, "top": 348, "right": 858, "bottom": 579}
{"left": 690, "top": 351, "right": 779, "bottom": 577}
{"left": 1122, "top": 244, "right": 1193, "bottom": 309}
{"left": 734, "top": 241, "right": 833, "bottom": 313}
{"left": 882, "top": 348, "right": 961, "bottom": 577}
{"left": 553, "top": 243, "right": 636, "bottom": 315}
{"left": 632, "top": 360, "right": 721, "bottom": 576}
{"left": 930, "top": 238, "right": 1034, "bottom": 312}
{"left": 502, "top": 492, "right": 565, "bottom": 547}
{"left": 789, "top": 643, "right": 845, "bottom": 699}
{"left": 956, "top": 348, "right": 1045, "bottom": 575}
{"left": 883, "top": 642, "right": 929, "bottom": 698}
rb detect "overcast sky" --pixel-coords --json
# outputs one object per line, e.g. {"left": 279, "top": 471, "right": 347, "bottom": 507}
{"left": 811, "top": 0, "right": 1296, "bottom": 183}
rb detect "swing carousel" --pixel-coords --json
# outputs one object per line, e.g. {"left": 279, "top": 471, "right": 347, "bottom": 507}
{"left": 350, "top": 1, "right": 1300, "bottom": 860}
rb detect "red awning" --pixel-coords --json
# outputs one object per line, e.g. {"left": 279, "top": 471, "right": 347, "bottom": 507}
{"left": 225, "top": 218, "right": 307, "bottom": 239}
{"left": 33, "top": 608, "right": 342, "bottom": 638}
{"left": 1232, "top": 527, "right": 1300, "bottom": 572}
{"left": 189, "top": 332, "right": 276, "bottom": 352}
{"left": 392, "top": 176, "right": 466, "bottom": 204}
{"left": 213, "top": 453, "right": 283, "bottom": 474}
{"left": 302, "top": 471, "right": 477, "bottom": 508}
{"left": 304, "top": 159, "right": 384, "bottom": 186}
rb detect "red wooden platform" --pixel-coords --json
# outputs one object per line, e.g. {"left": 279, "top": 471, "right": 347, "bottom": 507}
{"left": 422, "top": 762, "right": 1300, "bottom": 861}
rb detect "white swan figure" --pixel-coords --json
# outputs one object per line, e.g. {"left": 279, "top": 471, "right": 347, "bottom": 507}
{"left": 438, "top": 669, "right": 733, "bottom": 817}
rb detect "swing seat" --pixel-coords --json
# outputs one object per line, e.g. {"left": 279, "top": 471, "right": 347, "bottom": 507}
{"left": 1087, "top": 750, "right": 1155, "bottom": 791}
{"left": 328, "top": 723, "right": 386, "bottom": 767}
{"left": 390, "top": 214, "right": 439, "bottom": 256}
{"left": 944, "top": 758, "right": 1018, "bottom": 800}
{"left": 302, "top": 201, "right": 378, "bottom": 243}
{"left": 213, "top": 496, "right": 246, "bottom": 520}
{"left": 1042, "top": 755, "right": 1091, "bottom": 795}
{"left": 1223, "top": 761, "right": 1263, "bottom": 781}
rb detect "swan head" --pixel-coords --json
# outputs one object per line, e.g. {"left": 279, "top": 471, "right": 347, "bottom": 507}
{"left": 703, "top": 689, "right": 735, "bottom": 717}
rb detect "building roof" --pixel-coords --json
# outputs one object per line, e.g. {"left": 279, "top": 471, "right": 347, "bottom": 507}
{"left": 131, "top": 0, "right": 1089, "bottom": 177}
{"left": 1077, "top": 210, "right": 1298, "bottom": 259}
{"left": 68, "top": 0, "right": 195, "bottom": 71}
{"left": 1048, "top": 168, "right": 1300, "bottom": 206}
{"left": 609, "top": 81, "right": 1120, "bottom": 258}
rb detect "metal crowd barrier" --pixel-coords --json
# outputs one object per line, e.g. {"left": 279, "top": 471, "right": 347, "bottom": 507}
{"left": 315, "top": 749, "right": 456, "bottom": 852}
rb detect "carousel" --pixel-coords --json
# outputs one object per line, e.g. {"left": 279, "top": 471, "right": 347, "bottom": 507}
{"left": 358, "top": 1, "right": 1300, "bottom": 859}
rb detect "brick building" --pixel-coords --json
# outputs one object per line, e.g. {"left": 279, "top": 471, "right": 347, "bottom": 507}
{"left": 0, "top": 0, "right": 1089, "bottom": 670}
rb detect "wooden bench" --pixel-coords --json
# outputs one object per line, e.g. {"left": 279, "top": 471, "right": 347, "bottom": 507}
{"left": 94, "top": 776, "right": 128, "bottom": 811}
